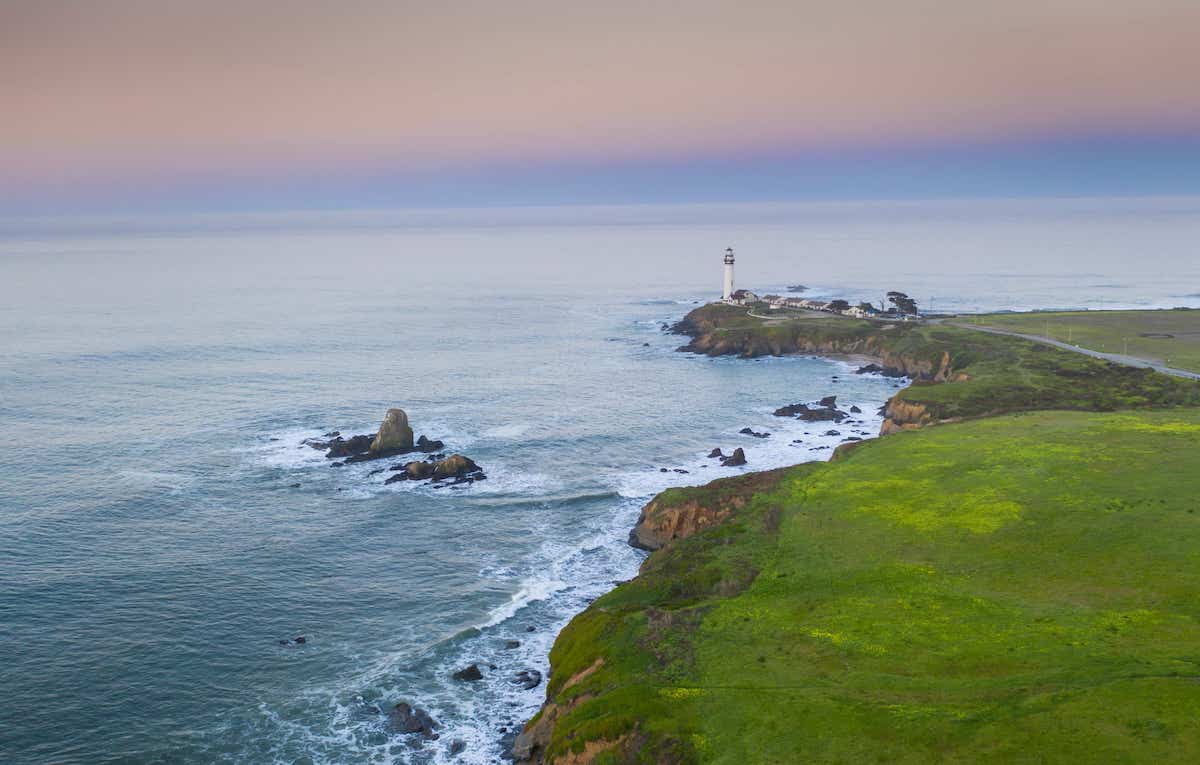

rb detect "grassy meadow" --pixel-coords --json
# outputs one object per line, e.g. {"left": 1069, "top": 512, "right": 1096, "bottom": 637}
{"left": 540, "top": 410, "right": 1200, "bottom": 763}
{"left": 963, "top": 310, "right": 1200, "bottom": 373}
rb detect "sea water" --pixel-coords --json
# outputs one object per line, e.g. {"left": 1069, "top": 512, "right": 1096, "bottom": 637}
{"left": 1, "top": 198, "right": 1197, "bottom": 763}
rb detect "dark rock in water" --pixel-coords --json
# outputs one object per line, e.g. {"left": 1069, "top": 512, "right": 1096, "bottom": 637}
{"left": 856, "top": 363, "right": 906, "bottom": 378}
{"left": 720, "top": 447, "right": 747, "bottom": 467}
{"left": 326, "top": 434, "right": 374, "bottom": 458}
{"left": 450, "top": 739, "right": 466, "bottom": 756}
{"left": 642, "top": 342, "right": 650, "bottom": 347}
{"left": 415, "top": 434, "right": 445, "bottom": 452}
{"left": 673, "top": 468, "right": 689, "bottom": 474}
{"left": 791, "top": 439, "right": 803, "bottom": 444}
{"left": 849, "top": 405, "right": 862, "bottom": 413}
{"left": 389, "top": 702, "right": 439, "bottom": 739}
{"left": 278, "top": 639, "right": 289, "bottom": 645}
{"left": 453, "top": 664, "right": 483, "bottom": 682}
{"left": 526, "top": 625, "right": 536, "bottom": 632}
{"left": 707, "top": 448, "right": 724, "bottom": 458}
{"left": 819, "top": 395, "right": 837, "bottom": 407}
{"left": 504, "top": 640, "right": 521, "bottom": 649}
{"left": 385, "top": 455, "right": 484, "bottom": 485}
{"left": 330, "top": 461, "right": 345, "bottom": 468}
{"left": 660, "top": 467, "right": 668, "bottom": 472}
{"left": 824, "top": 430, "right": 841, "bottom": 436}
{"left": 843, "top": 436, "right": 863, "bottom": 442}
{"left": 367, "top": 468, "right": 384, "bottom": 477}
{"left": 512, "top": 669, "right": 543, "bottom": 690}
{"left": 776, "top": 401, "right": 849, "bottom": 422}
{"left": 290, "top": 483, "right": 301, "bottom": 488}
{"left": 738, "top": 427, "right": 771, "bottom": 438}
{"left": 294, "top": 636, "right": 306, "bottom": 644}
{"left": 433, "top": 454, "right": 480, "bottom": 480}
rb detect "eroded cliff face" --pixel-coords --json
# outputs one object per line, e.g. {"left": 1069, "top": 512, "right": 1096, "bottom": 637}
{"left": 880, "top": 398, "right": 934, "bottom": 435}
{"left": 629, "top": 468, "right": 791, "bottom": 553}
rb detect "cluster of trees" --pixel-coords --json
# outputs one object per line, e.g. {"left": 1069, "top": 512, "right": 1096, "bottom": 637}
{"left": 887, "top": 291, "right": 920, "bottom": 315}
{"left": 842, "top": 292, "right": 920, "bottom": 316}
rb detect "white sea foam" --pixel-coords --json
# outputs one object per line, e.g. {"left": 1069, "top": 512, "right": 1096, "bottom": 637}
{"left": 481, "top": 422, "right": 532, "bottom": 439}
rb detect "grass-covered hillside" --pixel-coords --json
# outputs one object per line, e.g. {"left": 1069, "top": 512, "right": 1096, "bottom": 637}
{"left": 673, "top": 303, "right": 1200, "bottom": 428}
{"left": 964, "top": 309, "right": 1200, "bottom": 374}
{"left": 522, "top": 410, "right": 1200, "bottom": 764}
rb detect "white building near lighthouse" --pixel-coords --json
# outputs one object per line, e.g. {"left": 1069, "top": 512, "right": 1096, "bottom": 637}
{"left": 722, "top": 247, "right": 735, "bottom": 301}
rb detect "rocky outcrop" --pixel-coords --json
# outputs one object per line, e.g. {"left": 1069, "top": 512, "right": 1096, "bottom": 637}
{"left": 628, "top": 467, "right": 788, "bottom": 552}
{"left": 720, "top": 447, "right": 747, "bottom": 466}
{"left": 385, "top": 453, "right": 485, "bottom": 485}
{"left": 325, "top": 434, "right": 374, "bottom": 458}
{"left": 303, "top": 410, "right": 455, "bottom": 467}
{"left": 388, "top": 702, "right": 439, "bottom": 739}
{"left": 880, "top": 399, "right": 933, "bottom": 435}
{"left": 773, "top": 401, "right": 848, "bottom": 421}
{"left": 369, "top": 408, "right": 415, "bottom": 456}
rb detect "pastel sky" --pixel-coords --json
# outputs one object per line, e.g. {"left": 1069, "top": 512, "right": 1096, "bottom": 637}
{"left": 3, "top": 0, "right": 1200, "bottom": 213}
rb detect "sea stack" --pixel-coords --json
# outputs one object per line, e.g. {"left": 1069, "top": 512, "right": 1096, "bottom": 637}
{"left": 370, "top": 408, "right": 415, "bottom": 455}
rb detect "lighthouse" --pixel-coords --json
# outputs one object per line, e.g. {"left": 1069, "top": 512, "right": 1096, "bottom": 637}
{"left": 722, "top": 247, "right": 735, "bottom": 301}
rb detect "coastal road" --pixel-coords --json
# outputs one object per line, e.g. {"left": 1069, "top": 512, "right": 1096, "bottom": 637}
{"left": 948, "top": 322, "right": 1200, "bottom": 380}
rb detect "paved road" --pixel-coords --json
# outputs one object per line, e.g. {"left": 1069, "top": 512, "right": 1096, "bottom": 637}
{"left": 949, "top": 322, "right": 1200, "bottom": 381}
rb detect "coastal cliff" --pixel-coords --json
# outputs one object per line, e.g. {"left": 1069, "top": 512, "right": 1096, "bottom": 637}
{"left": 513, "top": 304, "right": 1200, "bottom": 764}
{"left": 672, "top": 302, "right": 1200, "bottom": 433}
{"left": 628, "top": 468, "right": 792, "bottom": 552}
{"left": 515, "top": 409, "right": 1200, "bottom": 764}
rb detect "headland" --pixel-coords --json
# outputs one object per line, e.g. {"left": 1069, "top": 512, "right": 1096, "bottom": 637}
{"left": 512, "top": 302, "right": 1200, "bottom": 764}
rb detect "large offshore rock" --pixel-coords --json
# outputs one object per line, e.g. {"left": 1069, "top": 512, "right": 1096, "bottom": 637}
{"left": 370, "top": 408, "right": 415, "bottom": 455}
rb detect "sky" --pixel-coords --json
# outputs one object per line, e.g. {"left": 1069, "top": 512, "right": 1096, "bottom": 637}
{"left": 3, "top": 0, "right": 1200, "bottom": 214}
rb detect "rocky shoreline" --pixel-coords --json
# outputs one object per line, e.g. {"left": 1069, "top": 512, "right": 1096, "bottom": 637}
{"left": 509, "top": 307, "right": 934, "bottom": 763}
{"left": 505, "top": 303, "right": 1200, "bottom": 763}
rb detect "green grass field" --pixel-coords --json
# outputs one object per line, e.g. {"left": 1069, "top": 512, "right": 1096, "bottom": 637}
{"left": 964, "top": 310, "right": 1200, "bottom": 373}
{"left": 539, "top": 410, "right": 1200, "bottom": 763}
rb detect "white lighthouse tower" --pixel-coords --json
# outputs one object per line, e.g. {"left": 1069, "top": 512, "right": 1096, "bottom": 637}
{"left": 722, "top": 247, "right": 735, "bottom": 301}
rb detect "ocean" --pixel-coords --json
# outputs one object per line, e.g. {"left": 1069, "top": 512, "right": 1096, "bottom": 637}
{"left": 2, "top": 198, "right": 1198, "bottom": 764}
